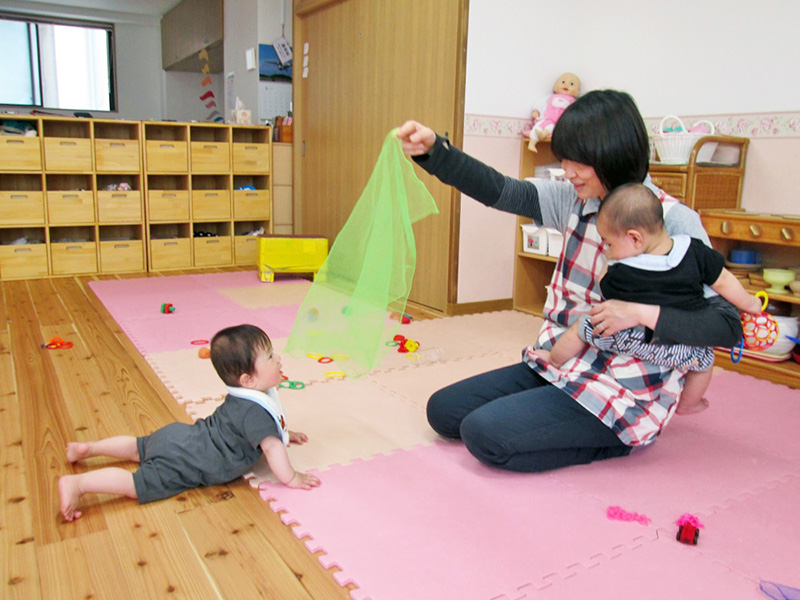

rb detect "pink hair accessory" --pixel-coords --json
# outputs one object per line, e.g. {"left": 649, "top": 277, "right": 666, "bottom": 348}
{"left": 606, "top": 505, "right": 651, "bottom": 525}
{"left": 675, "top": 513, "right": 704, "bottom": 528}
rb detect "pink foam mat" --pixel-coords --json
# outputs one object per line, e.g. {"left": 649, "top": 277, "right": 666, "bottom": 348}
{"left": 258, "top": 370, "right": 800, "bottom": 600}
{"left": 116, "top": 305, "right": 299, "bottom": 354}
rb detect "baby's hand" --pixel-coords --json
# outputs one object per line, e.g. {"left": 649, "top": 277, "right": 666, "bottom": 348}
{"left": 287, "top": 471, "right": 321, "bottom": 490}
{"left": 532, "top": 348, "right": 552, "bottom": 363}
{"left": 746, "top": 295, "right": 765, "bottom": 314}
{"left": 288, "top": 430, "right": 308, "bottom": 445}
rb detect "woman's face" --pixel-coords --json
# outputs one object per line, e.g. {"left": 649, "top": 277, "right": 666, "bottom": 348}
{"left": 561, "top": 160, "right": 608, "bottom": 200}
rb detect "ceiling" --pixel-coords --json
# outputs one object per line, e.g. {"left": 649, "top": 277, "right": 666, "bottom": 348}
{"left": 19, "top": 0, "right": 184, "bottom": 17}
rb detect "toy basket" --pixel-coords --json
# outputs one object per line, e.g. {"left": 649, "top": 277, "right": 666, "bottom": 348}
{"left": 653, "top": 115, "right": 715, "bottom": 165}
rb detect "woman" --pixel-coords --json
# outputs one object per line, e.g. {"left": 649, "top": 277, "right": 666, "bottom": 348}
{"left": 396, "top": 90, "right": 741, "bottom": 473}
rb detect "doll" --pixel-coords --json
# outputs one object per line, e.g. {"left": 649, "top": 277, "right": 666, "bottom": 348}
{"left": 528, "top": 72, "right": 581, "bottom": 152}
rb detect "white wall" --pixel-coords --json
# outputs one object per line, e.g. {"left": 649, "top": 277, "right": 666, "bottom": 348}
{"left": 465, "top": 0, "right": 800, "bottom": 119}
{"left": 258, "top": 0, "right": 293, "bottom": 44}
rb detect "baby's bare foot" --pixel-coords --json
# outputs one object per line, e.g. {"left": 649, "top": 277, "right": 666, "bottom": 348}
{"left": 65, "top": 442, "right": 92, "bottom": 463}
{"left": 58, "top": 475, "right": 83, "bottom": 522}
{"left": 676, "top": 397, "right": 710, "bottom": 416}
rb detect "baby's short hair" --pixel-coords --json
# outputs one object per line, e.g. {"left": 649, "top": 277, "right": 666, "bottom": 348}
{"left": 210, "top": 324, "right": 273, "bottom": 386}
{"left": 598, "top": 183, "right": 664, "bottom": 236}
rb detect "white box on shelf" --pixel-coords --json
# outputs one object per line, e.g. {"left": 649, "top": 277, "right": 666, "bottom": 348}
{"left": 521, "top": 223, "right": 548, "bottom": 255}
{"left": 546, "top": 229, "right": 564, "bottom": 257}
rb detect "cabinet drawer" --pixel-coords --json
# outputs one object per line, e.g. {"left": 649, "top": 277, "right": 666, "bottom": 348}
{"left": 50, "top": 242, "right": 97, "bottom": 275}
{"left": 147, "top": 190, "right": 190, "bottom": 221}
{"left": 192, "top": 190, "right": 231, "bottom": 220}
{"left": 193, "top": 236, "right": 232, "bottom": 267}
{"left": 95, "top": 139, "right": 141, "bottom": 172}
{"left": 0, "top": 137, "right": 42, "bottom": 170}
{"left": 0, "top": 243, "right": 48, "bottom": 279}
{"left": 0, "top": 191, "right": 45, "bottom": 224}
{"left": 234, "top": 235, "right": 261, "bottom": 265}
{"left": 190, "top": 142, "right": 230, "bottom": 172}
{"left": 233, "top": 189, "right": 270, "bottom": 219}
{"left": 702, "top": 216, "right": 800, "bottom": 247}
{"left": 150, "top": 238, "right": 191, "bottom": 270}
{"left": 650, "top": 172, "right": 687, "bottom": 199}
{"left": 47, "top": 191, "right": 95, "bottom": 224}
{"left": 97, "top": 190, "right": 142, "bottom": 223}
{"left": 232, "top": 142, "right": 270, "bottom": 173}
{"left": 43, "top": 138, "right": 92, "bottom": 171}
{"left": 99, "top": 240, "right": 145, "bottom": 273}
{"left": 145, "top": 140, "right": 188, "bottom": 172}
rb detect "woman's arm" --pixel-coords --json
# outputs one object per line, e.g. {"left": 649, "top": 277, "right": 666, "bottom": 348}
{"left": 396, "top": 120, "right": 543, "bottom": 221}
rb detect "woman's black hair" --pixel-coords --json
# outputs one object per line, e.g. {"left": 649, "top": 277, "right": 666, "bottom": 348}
{"left": 551, "top": 89, "right": 650, "bottom": 193}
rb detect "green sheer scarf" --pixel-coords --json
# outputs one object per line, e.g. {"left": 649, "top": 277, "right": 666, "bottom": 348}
{"left": 284, "top": 130, "right": 439, "bottom": 377}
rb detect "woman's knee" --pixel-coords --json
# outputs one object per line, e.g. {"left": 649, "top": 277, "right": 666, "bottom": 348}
{"left": 459, "top": 411, "right": 510, "bottom": 468}
{"left": 426, "top": 388, "right": 461, "bottom": 438}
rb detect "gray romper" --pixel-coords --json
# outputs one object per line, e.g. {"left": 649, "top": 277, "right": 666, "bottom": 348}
{"left": 133, "top": 394, "right": 280, "bottom": 504}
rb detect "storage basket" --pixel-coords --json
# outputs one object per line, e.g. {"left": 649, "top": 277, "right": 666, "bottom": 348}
{"left": 653, "top": 115, "right": 715, "bottom": 165}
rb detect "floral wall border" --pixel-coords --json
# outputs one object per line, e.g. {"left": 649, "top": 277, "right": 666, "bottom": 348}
{"left": 465, "top": 112, "right": 800, "bottom": 140}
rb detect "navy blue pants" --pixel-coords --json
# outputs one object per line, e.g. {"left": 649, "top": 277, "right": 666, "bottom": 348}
{"left": 427, "top": 363, "right": 632, "bottom": 472}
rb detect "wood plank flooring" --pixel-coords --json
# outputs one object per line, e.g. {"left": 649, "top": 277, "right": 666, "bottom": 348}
{"left": 0, "top": 269, "right": 361, "bottom": 600}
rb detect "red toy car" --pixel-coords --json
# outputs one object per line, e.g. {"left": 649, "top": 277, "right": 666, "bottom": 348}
{"left": 677, "top": 523, "right": 699, "bottom": 545}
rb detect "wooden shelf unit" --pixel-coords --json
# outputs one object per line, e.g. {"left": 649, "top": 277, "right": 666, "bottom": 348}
{"left": 0, "top": 115, "right": 273, "bottom": 279}
{"left": 513, "top": 140, "right": 558, "bottom": 316}
{"left": 701, "top": 209, "right": 800, "bottom": 388}
{"left": 649, "top": 135, "right": 749, "bottom": 211}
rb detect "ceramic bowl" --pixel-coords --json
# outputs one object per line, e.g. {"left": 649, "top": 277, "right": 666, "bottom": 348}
{"left": 762, "top": 315, "right": 800, "bottom": 356}
{"left": 789, "top": 280, "right": 800, "bottom": 295}
{"left": 762, "top": 268, "right": 795, "bottom": 294}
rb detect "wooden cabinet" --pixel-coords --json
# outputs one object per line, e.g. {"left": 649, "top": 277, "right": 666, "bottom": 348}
{"left": 272, "top": 142, "right": 293, "bottom": 235}
{"left": 513, "top": 141, "right": 559, "bottom": 316}
{"left": 700, "top": 209, "right": 800, "bottom": 388}
{"left": 0, "top": 116, "right": 272, "bottom": 279}
{"left": 160, "top": 0, "right": 223, "bottom": 72}
{"left": 649, "top": 135, "right": 749, "bottom": 211}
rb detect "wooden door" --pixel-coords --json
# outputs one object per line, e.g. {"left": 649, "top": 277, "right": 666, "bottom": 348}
{"left": 294, "top": 0, "right": 468, "bottom": 313}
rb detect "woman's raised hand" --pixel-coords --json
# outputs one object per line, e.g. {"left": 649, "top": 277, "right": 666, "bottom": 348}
{"left": 396, "top": 120, "right": 436, "bottom": 156}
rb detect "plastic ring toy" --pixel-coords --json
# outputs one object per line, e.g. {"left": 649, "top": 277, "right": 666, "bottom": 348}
{"left": 42, "top": 337, "right": 73, "bottom": 349}
{"left": 730, "top": 337, "right": 744, "bottom": 364}
{"left": 191, "top": 339, "right": 210, "bottom": 345}
{"left": 317, "top": 356, "right": 333, "bottom": 364}
{"left": 386, "top": 341, "right": 399, "bottom": 347}
{"left": 756, "top": 290, "right": 769, "bottom": 311}
{"left": 306, "top": 352, "right": 323, "bottom": 359}
{"left": 279, "top": 380, "right": 305, "bottom": 390}
{"left": 325, "top": 371, "right": 346, "bottom": 379}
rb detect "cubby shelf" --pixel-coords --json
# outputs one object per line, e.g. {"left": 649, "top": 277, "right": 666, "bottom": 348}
{"left": 0, "top": 115, "right": 274, "bottom": 279}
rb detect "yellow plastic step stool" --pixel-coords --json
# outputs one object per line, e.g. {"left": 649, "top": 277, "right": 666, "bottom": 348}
{"left": 258, "top": 235, "right": 328, "bottom": 282}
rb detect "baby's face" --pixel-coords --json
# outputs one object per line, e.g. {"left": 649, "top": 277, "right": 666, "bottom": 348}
{"left": 248, "top": 347, "right": 283, "bottom": 392}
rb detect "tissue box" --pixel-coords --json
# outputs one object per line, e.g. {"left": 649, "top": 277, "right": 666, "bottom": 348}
{"left": 521, "top": 224, "right": 548, "bottom": 255}
{"left": 547, "top": 229, "right": 564, "bottom": 257}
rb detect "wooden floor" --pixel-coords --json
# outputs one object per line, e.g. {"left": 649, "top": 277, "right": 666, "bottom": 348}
{"left": 0, "top": 268, "right": 361, "bottom": 600}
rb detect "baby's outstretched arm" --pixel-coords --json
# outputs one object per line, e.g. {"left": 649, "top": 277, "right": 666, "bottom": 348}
{"left": 260, "top": 435, "right": 320, "bottom": 490}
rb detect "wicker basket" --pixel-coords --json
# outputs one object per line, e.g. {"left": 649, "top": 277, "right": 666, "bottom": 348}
{"left": 653, "top": 115, "right": 715, "bottom": 165}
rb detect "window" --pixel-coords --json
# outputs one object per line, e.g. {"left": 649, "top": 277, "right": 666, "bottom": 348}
{"left": 0, "top": 13, "right": 116, "bottom": 112}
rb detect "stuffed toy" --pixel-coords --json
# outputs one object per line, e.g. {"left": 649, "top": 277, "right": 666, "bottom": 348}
{"left": 528, "top": 72, "right": 581, "bottom": 151}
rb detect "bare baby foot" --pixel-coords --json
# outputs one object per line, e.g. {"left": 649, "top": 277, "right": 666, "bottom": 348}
{"left": 65, "top": 442, "right": 92, "bottom": 463}
{"left": 676, "top": 397, "right": 710, "bottom": 416}
{"left": 58, "top": 475, "right": 83, "bottom": 522}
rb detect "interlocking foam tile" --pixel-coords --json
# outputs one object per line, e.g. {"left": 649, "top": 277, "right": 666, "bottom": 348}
{"left": 365, "top": 351, "right": 526, "bottom": 409}
{"left": 259, "top": 441, "right": 665, "bottom": 600}
{"left": 511, "top": 533, "right": 761, "bottom": 600}
{"left": 89, "top": 275, "right": 241, "bottom": 318}
{"left": 184, "top": 398, "right": 224, "bottom": 420}
{"left": 688, "top": 473, "right": 800, "bottom": 583}
{"left": 144, "top": 349, "right": 227, "bottom": 404}
{"left": 548, "top": 415, "right": 799, "bottom": 529}
{"left": 188, "top": 270, "right": 262, "bottom": 288}
{"left": 684, "top": 370, "right": 800, "bottom": 459}
{"left": 245, "top": 377, "right": 437, "bottom": 486}
{"left": 118, "top": 305, "right": 299, "bottom": 354}
{"left": 217, "top": 279, "right": 313, "bottom": 309}
{"left": 370, "top": 311, "right": 543, "bottom": 373}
